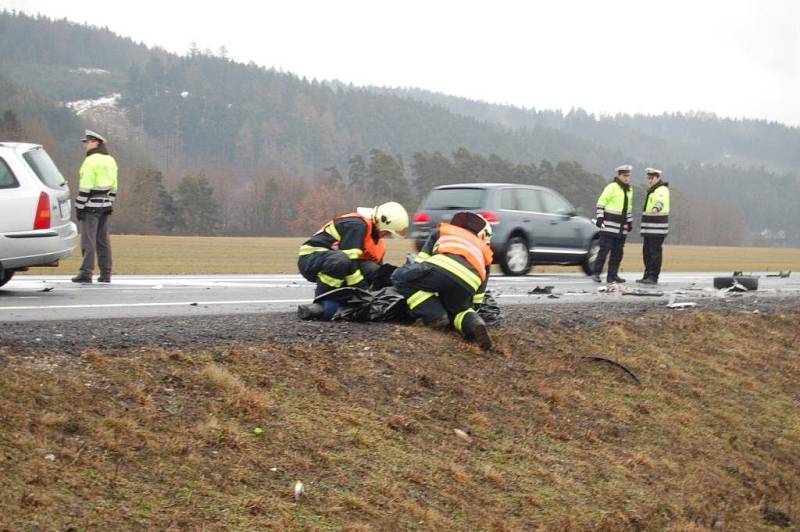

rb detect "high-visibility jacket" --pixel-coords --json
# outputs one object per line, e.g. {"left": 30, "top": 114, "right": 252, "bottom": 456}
{"left": 641, "top": 182, "right": 670, "bottom": 236}
{"left": 416, "top": 223, "right": 493, "bottom": 296}
{"left": 596, "top": 178, "right": 633, "bottom": 237}
{"left": 76, "top": 149, "right": 118, "bottom": 211}
{"left": 299, "top": 212, "right": 386, "bottom": 263}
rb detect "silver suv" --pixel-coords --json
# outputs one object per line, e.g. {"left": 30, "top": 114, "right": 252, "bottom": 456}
{"left": 410, "top": 183, "right": 599, "bottom": 276}
{"left": 0, "top": 142, "right": 78, "bottom": 287}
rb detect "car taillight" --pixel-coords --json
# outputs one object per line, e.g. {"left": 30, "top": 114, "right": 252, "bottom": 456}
{"left": 33, "top": 191, "right": 51, "bottom": 230}
{"left": 479, "top": 211, "right": 499, "bottom": 224}
{"left": 413, "top": 212, "right": 431, "bottom": 224}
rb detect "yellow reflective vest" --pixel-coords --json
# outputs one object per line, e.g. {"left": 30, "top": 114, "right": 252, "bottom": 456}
{"left": 641, "top": 182, "right": 670, "bottom": 236}
{"left": 77, "top": 152, "right": 118, "bottom": 211}
{"left": 595, "top": 179, "right": 633, "bottom": 236}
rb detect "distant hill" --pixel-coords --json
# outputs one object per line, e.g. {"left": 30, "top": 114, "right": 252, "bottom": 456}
{"left": 370, "top": 87, "right": 800, "bottom": 175}
{"left": 0, "top": 10, "right": 797, "bottom": 244}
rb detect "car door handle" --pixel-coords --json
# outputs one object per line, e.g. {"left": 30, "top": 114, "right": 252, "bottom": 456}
{"left": 523, "top": 218, "right": 531, "bottom": 222}
{"left": 550, "top": 220, "right": 559, "bottom": 225}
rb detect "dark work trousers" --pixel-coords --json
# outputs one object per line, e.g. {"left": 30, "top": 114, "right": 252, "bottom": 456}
{"left": 297, "top": 250, "right": 375, "bottom": 297}
{"left": 391, "top": 263, "right": 479, "bottom": 335}
{"left": 593, "top": 233, "right": 626, "bottom": 279}
{"left": 642, "top": 235, "right": 666, "bottom": 281}
{"left": 79, "top": 210, "right": 112, "bottom": 276}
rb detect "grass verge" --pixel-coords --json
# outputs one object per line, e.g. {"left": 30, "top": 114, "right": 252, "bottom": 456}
{"left": 1, "top": 312, "right": 799, "bottom": 529}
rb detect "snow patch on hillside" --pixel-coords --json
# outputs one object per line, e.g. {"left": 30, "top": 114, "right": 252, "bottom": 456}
{"left": 70, "top": 67, "right": 111, "bottom": 75}
{"left": 65, "top": 93, "right": 121, "bottom": 116}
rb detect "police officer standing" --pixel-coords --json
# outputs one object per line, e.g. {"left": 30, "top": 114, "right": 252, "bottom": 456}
{"left": 592, "top": 165, "right": 633, "bottom": 283}
{"left": 72, "top": 130, "right": 118, "bottom": 284}
{"left": 637, "top": 168, "right": 670, "bottom": 284}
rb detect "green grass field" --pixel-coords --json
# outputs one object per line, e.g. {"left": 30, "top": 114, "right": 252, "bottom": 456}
{"left": 21, "top": 235, "right": 800, "bottom": 275}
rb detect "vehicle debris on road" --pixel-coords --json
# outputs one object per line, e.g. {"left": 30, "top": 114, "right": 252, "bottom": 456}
{"left": 528, "top": 285, "right": 555, "bottom": 295}
{"left": 766, "top": 271, "right": 791, "bottom": 278}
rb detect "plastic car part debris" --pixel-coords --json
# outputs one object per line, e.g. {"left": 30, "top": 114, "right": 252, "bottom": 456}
{"left": 581, "top": 356, "right": 640, "bottom": 384}
{"left": 713, "top": 276, "right": 759, "bottom": 291}
{"left": 528, "top": 285, "right": 555, "bottom": 294}
{"left": 621, "top": 289, "right": 664, "bottom": 297}
{"left": 766, "top": 271, "right": 791, "bottom": 278}
{"left": 666, "top": 293, "right": 697, "bottom": 309}
{"left": 666, "top": 301, "right": 697, "bottom": 309}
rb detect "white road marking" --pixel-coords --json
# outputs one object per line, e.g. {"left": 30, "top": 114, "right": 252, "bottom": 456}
{"left": 1, "top": 299, "right": 310, "bottom": 311}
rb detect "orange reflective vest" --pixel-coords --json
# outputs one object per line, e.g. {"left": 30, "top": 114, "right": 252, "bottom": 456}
{"left": 435, "top": 223, "right": 493, "bottom": 281}
{"left": 315, "top": 212, "right": 386, "bottom": 263}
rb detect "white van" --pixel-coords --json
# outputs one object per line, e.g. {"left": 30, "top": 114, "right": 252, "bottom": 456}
{"left": 0, "top": 142, "right": 78, "bottom": 287}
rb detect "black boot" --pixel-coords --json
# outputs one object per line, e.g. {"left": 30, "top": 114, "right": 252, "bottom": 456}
{"left": 297, "top": 303, "right": 324, "bottom": 320}
{"left": 591, "top": 273, "right": 602, "bottom": 283}
{"left": 97, "top": 273, "right": 111, "bottom": 283}
{"left": 71, "top": 273, "right": 92, "bottom": 284}
{"left": 463, "top": 313, "right": 492, "bottom": 350}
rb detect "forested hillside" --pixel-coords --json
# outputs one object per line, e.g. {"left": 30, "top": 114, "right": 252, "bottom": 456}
{"left": 1, "top": 11, "right": 797, "bottom": 245}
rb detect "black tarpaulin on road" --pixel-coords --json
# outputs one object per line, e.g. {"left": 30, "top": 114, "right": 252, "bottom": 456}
{"left": 314, "top": 287, "right": 502, "bottom": 324}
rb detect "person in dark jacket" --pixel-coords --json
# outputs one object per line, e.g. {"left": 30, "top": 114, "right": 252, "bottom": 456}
{"left": 391, "top": 211, "right": 494, "bottom": 350}
{"left": 297, "top": 201, "right": 408, "bottom": 320}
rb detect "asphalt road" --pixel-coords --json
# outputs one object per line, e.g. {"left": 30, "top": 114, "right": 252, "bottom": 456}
{"left": 2, "top": 272, "right": 798, "bottom": 323}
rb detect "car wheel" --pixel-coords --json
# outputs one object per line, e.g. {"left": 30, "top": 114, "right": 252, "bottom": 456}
{"left": 0, "top": 269, "right": 15, "bottom": 288}
{"left": 500, "top": 235, "right": 531, "bottom": 276}
{"left": 581, "top": 237, "right": 600, "bottom": 275}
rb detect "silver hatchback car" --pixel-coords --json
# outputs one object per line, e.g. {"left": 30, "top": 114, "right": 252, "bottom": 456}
{"left": 0, "top": 142, "right": 78, "bottom": 287}
{"left": 410, "top": 183, "right": 600, "bottom": 276}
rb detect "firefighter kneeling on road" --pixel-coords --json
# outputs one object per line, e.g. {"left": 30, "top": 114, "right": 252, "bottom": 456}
{"left": 391, "top": 212, "right": 494, "bottom": 350}
{"left": 297, "top": 201, "right": 409, "bottom": 320}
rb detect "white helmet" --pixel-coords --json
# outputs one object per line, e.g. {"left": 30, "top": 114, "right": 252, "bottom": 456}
{"left": 373, "top": 201, "right": 409, "bottom": 238}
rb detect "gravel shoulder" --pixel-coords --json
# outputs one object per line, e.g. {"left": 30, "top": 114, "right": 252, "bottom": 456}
{"left": 3, "top": 292, "right": 799, "bottom": 356}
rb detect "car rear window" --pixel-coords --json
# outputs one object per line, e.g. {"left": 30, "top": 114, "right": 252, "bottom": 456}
{"left": 22, "top": 147, "right": 66, "bottom": 189}
{"left": 423, "top": 188, "right": 486, "bottom": 210}
{"left": 0, "top": 157, "right": 18, "bottom": 189}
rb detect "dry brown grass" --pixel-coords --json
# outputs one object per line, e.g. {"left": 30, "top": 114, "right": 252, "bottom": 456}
{"left": 1, "top": 313, "right": 799, "bottom": 529}
{"left": 20, "top": 234, "right": 800, "bottom": 275}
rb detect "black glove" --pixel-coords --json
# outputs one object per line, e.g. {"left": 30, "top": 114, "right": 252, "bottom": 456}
{"left": 595, "top": 217, "right": 604, "bottom": 228}
{"left": 626, "top": 222, "right": 633, "bottom": 232}
{"left": 108, "top": 207, "right": 114, "bottom": 215}
{"left": 76, "top": 209, "right": 85, "bottom": 222}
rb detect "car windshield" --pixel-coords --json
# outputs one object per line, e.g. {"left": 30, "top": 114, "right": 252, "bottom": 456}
{"left": 423, "top": 188, "right": 486, "bottom": 210}
{"left": 23, "top": 147, "right": 66, "bottom": 189}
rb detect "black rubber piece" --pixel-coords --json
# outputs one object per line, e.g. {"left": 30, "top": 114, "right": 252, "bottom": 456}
{"left": 581, "top": 356, "right": 641, "bottom": 384}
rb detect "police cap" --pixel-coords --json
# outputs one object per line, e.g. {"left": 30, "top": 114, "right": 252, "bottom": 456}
{"left": 615, "top": 164, "right": 632, "bottom": 175}
{"left": 81, "top": 129, "right": 107, "bottom": 143}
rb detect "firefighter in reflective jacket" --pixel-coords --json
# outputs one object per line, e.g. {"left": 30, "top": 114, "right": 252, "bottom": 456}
{"left": 391, "top": 211, "right": 494, "bottom": 350}
{"left": 637, "top": 168, "right": 670, "bottom": 285}
{"left": 297, "top": 201, "right": 409, "bottom": 320}
{"left": 592, "top": 164, "right": 634, "bottom": 284}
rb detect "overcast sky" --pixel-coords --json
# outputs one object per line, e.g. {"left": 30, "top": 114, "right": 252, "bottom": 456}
{"left": 4, "top": 0, "right": 800, "bottom": 126}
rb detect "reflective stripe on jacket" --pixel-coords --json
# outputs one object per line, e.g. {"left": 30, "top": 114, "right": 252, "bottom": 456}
{"left": 641, "top": 182, "right": 670, "bottom": 236}
{"left": 434, "top": 223, "right": 493, "bottom": 281}
{"left": 596, "top": 179, "right": 633, "bottom": 236}
{"left": 76, "top": 152, "right": 118, "bottom": 211}
{"left": 419, "top": 222, "right": 493, "bottom": 292}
